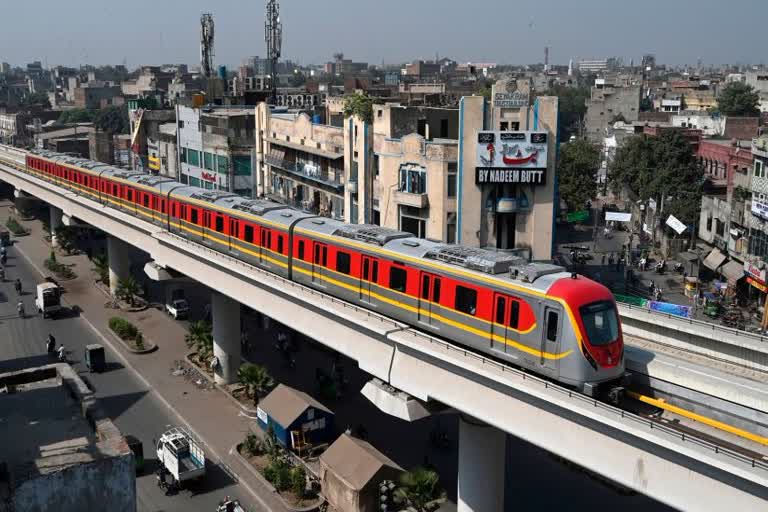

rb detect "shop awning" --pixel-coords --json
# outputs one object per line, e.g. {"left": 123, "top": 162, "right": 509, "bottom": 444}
{"left": 720, "top": 260, "right": 745, "bottom": 283}
{"left": 702, "top": 248, "right": 727, "bottom": 271}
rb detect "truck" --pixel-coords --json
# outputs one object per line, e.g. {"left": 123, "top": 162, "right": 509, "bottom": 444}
{"left": 166, "top": 298, "right": 190, "bottom": 320}
{"left": 165, "top": 287, "right": 189, "bottom": 320}
{"left": 155, "top": 427, "right": 205, "bottom": 486}
{"left": 35, "top": 282, "right": 62, "bottom": 319}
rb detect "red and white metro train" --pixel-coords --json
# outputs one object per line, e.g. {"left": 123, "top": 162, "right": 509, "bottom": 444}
{"left": 17, "top": 149, "right": 625, "bottom": 397}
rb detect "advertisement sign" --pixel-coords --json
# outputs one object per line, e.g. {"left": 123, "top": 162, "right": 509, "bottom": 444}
{"left": 665, "top": 214, "right": 687, "bottom": 235}
{"left": 605, "top": 212, "right": 632, "bottom": 222}
{"left": 649, "top": 301, "right": 692, "bottom": 319}
{"left": 752, "top": 200, "right": 768, "bottom": 221}
{"left": 744, "top": 262, "right": 767, "bottom": 284}
{"left": 747, "top": 277, "right": 768, "bottom": 293}
{"left": 476, "top": 131, "right": 548, "bottom": 185}
{"left": 493, "top": 91, "right": 529, "bottom": 108}
{"left": 201, "top": 171, "right": 217, "bottom": 183}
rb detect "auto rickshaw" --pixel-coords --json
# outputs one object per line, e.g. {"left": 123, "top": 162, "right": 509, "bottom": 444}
{"left": 84, "top": 344, "right": 105, "bottom": 372}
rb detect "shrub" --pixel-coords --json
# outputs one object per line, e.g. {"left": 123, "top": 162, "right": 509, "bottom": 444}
{"left": 5, "top": 216, "right": 26, "bottom": 235}
{"left": 264, "top": 460, "right": 291, "bottom": 492}
{"left": 290, "top": 466, "right": 307, "bottom": 498}
{"left": 49, "top": 249, "right": 57, "bottom": 263}
{"left": 243, "top": 432, "right": 263, "bottom": 456}
{"left": 134, "top": 332, "right": 145, "bottom": 350}
{"left": 109, "top": 317, "right": 139, "bottom": 340}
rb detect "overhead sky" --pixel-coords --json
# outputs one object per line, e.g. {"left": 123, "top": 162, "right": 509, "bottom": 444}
{"left": 2, "top": 0, "right": 765, "bottom": 68}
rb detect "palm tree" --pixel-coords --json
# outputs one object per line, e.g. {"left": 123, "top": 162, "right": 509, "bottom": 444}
{"left": 394, "top": 467, "right": 446, "bottom": 512}
{"left": 186, "top": 321, "right": 213, "bottom": 360}
{"left": 91, "top": 254, "right": 109, "bottom": 284}
{"left": 237, "top": 363, "right": 275, "bottom": 406}
{"left": 115, "top": 276, "right": 141, "bottom": 306}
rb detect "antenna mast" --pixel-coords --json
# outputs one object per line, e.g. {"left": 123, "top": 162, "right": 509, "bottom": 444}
{"left": 265, "top": 0, "right": 282, "bottom": 103}
{"left": 200, "top": 13, "right": 215, "bottom": 79}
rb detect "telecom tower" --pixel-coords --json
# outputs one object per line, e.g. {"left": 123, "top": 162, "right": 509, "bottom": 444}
{"left": 265, "top": 0, "right": 282, "bottom": 103}
{"left": 200, "top": 13, "right": 215, "bottom": 78}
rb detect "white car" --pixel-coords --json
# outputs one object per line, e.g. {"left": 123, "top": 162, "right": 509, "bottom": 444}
{"left": 165, "top": 298, "right": 190, "bottom": 320}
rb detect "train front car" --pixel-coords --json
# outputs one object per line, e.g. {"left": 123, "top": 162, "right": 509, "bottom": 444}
{"left": 547, "top": 274, "right": 626, "bottom": 400}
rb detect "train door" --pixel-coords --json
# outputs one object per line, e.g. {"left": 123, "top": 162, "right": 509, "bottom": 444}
{"left": 418, "top": 272, "right": 441, "bottom": 326}
{"left": 312, "top": 242, "right": 327, "bottom": 284}
{"left": 259, "top": 228, "right": 272, "bottom": 264}
{"left": 228, "top": 218, "right": 239, "bottom": 252}
{"left": 491, "top": 294, "right": 509, "bottom": 350}
{"left": 359, "top": 255, "right": 378, "bottom": 302}
{"left": 541, "top": 307, "right": 561, "bottom": 373}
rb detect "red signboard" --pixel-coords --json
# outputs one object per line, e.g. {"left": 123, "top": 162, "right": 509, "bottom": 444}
{"left": 744, "top": 262, "right": 766, "bottom": 284}
{"left": 201, "top": 172, "right": 216, "bottom": 183}
{"left": 747, "top": 277, "right": 768, "bottom": 294}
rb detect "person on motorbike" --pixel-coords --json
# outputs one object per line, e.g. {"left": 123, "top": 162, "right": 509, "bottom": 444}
{"left": 57, "top": 345, "right": 66, "bottom": 362}
{"left": 17, "top": 301, "right": 24, "bottom": 318}
{"left": 14, "top": 278, "right": 21, "bottom": 295}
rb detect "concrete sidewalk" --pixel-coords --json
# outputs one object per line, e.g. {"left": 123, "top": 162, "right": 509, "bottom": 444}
{"left": 0, "top": 201, "right": 288, "bottom": 512}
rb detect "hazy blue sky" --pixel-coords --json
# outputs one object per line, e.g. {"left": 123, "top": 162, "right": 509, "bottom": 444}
{"left": 2, "top": 0, "right": 765, "bottom": 68}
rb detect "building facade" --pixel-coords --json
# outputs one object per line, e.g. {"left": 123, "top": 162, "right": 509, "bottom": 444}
{"left": 177, "top": 106, "right": 255, "bottom": 196}
{"left": 585, "top": 80, "right": 641, "bottom": 141}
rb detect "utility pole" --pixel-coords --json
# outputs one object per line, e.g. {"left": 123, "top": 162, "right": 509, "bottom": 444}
{"left": 200, "top": 14, "right": 215, "bottom": 79}
{"left": 265, "top": 0, "right": 282, "bottom": 104}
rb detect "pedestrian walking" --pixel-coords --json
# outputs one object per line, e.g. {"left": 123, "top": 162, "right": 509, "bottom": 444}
{"left": 608, "top": 253, "right": 614, "bottom": 266}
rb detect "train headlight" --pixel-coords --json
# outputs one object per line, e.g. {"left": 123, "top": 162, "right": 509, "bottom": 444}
{"left": 581, "top": 342, "right": 598, "bottom": 371}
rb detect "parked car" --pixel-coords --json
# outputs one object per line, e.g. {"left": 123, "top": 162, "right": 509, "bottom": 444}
{"left": 166, "top": 298, "right": 190, "bottom": 320}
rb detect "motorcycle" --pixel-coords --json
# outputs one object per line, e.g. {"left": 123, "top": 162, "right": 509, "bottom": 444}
{"left": 674, "top": 262, "right": 685, "bottom": 274}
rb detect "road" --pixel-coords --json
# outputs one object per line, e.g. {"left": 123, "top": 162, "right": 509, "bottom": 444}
{"left": 0, "top": 243, "right": 258, "bottom": 512}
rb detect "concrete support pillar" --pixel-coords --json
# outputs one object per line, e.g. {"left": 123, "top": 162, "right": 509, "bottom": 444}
{"left": 212, "top": 292, "right": 241, "bottom": 385}
{"left": 457, "top": 415, "right": 506, "bottom": 512}
{"left": 50, "top": 206, "right": 63, "bottom": 248}
{"left": 107, "top": 236, "right": 130, "bottom": 296}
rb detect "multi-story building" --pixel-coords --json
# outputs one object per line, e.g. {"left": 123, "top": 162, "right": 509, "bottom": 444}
{"left": 177, "top": 106, "right": 256, "bottom": 196}
{"left": 73, "top": 81, "right": 124, "bottom": 109}
{"left": 577, "top": 59, "right": 608, "bottom": 74}
{"left": 745, "top": 70, "right": 768, "bottom": 113}
{"left": 255, "top": 104, "right": 347, "bottom": 220}
{"left": 0, "top": 111, "right": 26, "bottom": 144}
{"left": 585, "top": 79, "right": 641, "bottom": 141}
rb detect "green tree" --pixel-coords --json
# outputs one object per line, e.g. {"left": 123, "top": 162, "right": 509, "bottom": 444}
{"left": 94, "top": 105, "right": 130, "bottom": 134}
{"left": 639, "top": 97, "right": 653, "bottom": 112}
{"left": 20, "top": 91, "right": 50, "bottom": 109}
{"left": 53, "top": 226, "right": 77, "bottom": 254}
{"left": 342, "top": 92, "right": 374, "bottom": 124}
{"left": 58, "top": 109, "right": 97, "bottom": 124}
{"left": 91, "top": 254, "right": 109, "bottom": 284}
{"left": 537, "top": 85, "right": 590, "bottom": 139}
{"left": 237, "top": 363, "right": 275, "bottom": 406}
{"left": 115, "top": 276, "right": 141, "bottom": 306}
{"left": 290, "top": 465, "right": 307, "bottom": 498}
{"left": 609, "top": 130, "right": 703, "bottom": 225}
{"left": 394, "top": 467, "right": 446, "bottom": 512}
{"left": 185, "top": 321, "right": 213, "bottom": 360}
{"left": 716, "top": 82, "right": 760, "bottom": 116}
{"left": 558, "top": 138, "right": 601, "bottom": 210}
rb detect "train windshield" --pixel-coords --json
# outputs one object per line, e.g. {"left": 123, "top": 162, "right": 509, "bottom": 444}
{"left": 580, "top": 301, "right": 619, "bottom": 346}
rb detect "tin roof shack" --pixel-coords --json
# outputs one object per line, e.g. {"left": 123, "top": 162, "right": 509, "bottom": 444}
{"left": 256, "top": 384, "right": 334, "bottom": 453}
{"left": 319, "top": 434, "right": 403, "bottom": 512}
{"left": 0, "top": 364, "right": 136, "bottom": 512}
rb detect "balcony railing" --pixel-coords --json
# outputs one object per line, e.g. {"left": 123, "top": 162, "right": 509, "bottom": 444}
{"left": 265, "top": 156, "right": 343, "bottom": 191}
{"left": 393, "top": 190, "right": 429, "bottom": 209}
{"left": 753, "top": 138, "right": 768, "bottom": 158}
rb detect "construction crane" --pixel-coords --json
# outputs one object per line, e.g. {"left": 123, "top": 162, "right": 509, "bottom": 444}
{"left": 200, "top": 13, "right": 215, "bottom": 79}
{"left": 265, "top": 0, "right": 282, "bottom": 103}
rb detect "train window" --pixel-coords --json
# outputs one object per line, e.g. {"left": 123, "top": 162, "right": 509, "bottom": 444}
{"left": 371, "top": 261, "right": 379, "bottom": 284}
{"left": 455, "top": 286, "right": 477, "bottom": 316}
{"left": 389, "top": 267, "right": 407, "bottom": 293}
{"left": 510, "top": 301, "right": 520, "bottom": 329}
{"left": 336, "top": 251, "right": 351, "bottom": 274}
{"left": 546, "top": 311, "right": 559, "bottom": 342}
{"left": 244, "top": 225, "right": 254, "bottom": 243}
{"left": 433, "top": 278, "right": 441, "bottom": 303}
{"left": 191, "top": 209, "right": 199, "bottom": 225}
{"left": 112, "top": 184, "right": 118, "bottom": 196}
{"left": 297, "top": 240, "right": 305, "bottom": 260}
{"left": 277, "top": 236, "right": 284, "bottom": 254}
{"left": 143, "top": 195, "right": 150, "bottom": 208}
{"left": 495, "top": 296, "right": 506, "bottom": 324}
{"left": 214, "top": 215, "right": 224, "bottom": 232}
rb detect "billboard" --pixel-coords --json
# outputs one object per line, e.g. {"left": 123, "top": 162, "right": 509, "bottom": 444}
{"left": 476, "top": 131, "right": 548, "bottom": 185}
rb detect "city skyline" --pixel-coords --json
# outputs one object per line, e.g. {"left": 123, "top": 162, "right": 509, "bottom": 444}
{"left": 2, "top": 0, "right": 767, "bottom": 69}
